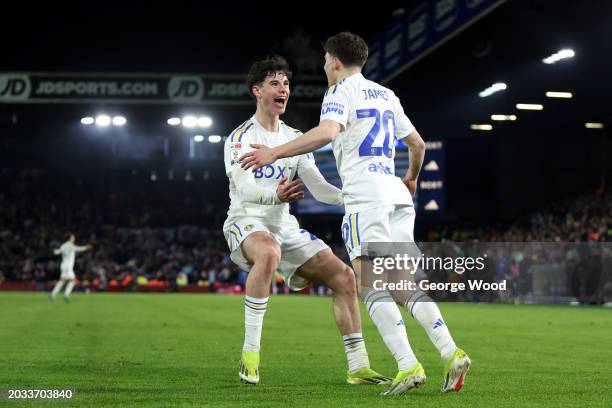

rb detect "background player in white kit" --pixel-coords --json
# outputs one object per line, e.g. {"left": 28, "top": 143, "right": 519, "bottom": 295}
{"left": 240, "top": 33, "right": 471, "bottom": 395}
{"left": 225, "top": 56, "right": 390, "bottom": 386}
{"left": 50, "top": 232, "right": 92, "bottom": 302}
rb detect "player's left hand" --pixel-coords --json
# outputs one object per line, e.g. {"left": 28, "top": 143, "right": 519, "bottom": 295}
{"left": 239, "top": 144, "right": 278, "bottom": 171}
{"left": 403, "top": 177, "right": 418, "bottom": 195}
{"left": 276, "top": 176, "right": 304, "bottom": 203}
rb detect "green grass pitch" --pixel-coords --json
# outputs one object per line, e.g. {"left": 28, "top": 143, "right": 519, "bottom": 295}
{"left": 1, "top": 292, "right": 610, "bottom": 407}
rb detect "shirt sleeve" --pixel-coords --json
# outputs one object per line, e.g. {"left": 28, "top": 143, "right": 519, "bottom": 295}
{"left": 73, "top": 244, "right": 88, "bottom": 252}
{"left": 224, "top": 137, "right": 243, "bottom": 176}
{"left": 319, "top": 84, "right": 350, "bottom": 129}
{"left": 55, "top": 243, "right": 66, "bottom": 256}
{"left": 224, "top": 136, "right": 281, "bottom": 205}
{"left": 393, "top": 94, "right": 416, "bottom": 138}
{"left": 229, "top": 166, "right": 282, "bottom": 205}
{"left": 297, "top": 153, "right": 343, "bottom": 205}
{"left": 296, "top": 151, "right": 318, "bottom": 175}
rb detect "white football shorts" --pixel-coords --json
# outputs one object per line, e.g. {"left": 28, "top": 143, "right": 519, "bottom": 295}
{"left": 341, "top": 204, "right": 415, "bottom": 260}
{"left": 224, "top": 219, "right": 329, "bottom": 290}
{"left": 60, "top": 264, "right": 76, "bottom": 280}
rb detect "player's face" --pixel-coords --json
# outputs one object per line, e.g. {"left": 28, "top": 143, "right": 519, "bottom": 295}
{"left": 257, "top": 71, "right": 290, "bottom": 115}
{"left": 323, "top": 52, "right": 337, "bottom": 85}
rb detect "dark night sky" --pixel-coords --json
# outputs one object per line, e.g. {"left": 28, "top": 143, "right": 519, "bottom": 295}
{"left": 2, "top": 0, "right": 610, "bottom": 123}
{"left": 1, "top": 1, "right": 410, "bottom": 73}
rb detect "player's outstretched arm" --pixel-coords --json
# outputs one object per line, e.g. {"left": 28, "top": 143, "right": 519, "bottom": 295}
{"left": 74, "top": 243, "right": 91, "bottom": 252}
{"left": 300, "top": 167, "right": 343, "bottom": 205}
{"left": 239, "top": 120, "right": 341, "bottom": 171}
{"left": 401, "top": 129, "right": 426, "bottom": 195}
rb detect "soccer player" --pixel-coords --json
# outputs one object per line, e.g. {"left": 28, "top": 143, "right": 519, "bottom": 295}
{"left": 50, "top": 232, "right": 92, "bottom": 302}
{"left": 225, "top": 55, "right": 390, "bottom": 386}
{"left": 239, "top": 33, "right": 471, "bottom": 395}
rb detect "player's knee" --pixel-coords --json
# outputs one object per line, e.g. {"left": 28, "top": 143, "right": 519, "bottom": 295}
{"left": 255, "top": 245, "right": 281, "bottom": 272}
{"left": 333, "top": 265, "right": 357, "bottom": 297}
{"left": 344, "top": 266, "right": 357, "bottom": 291}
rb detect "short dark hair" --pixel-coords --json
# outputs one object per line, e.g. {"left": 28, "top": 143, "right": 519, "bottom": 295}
{"left": 65, "top": 232, "right": 74, "bottom": 241}
{"left": 246, "top": 55, "right": 292, "bottom": 98}
{"left": 324, "top": 32, "right": 369, "bottom": 68}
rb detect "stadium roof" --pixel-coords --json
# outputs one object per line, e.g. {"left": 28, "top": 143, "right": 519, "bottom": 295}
{"left": 0, "top": 0, "right": 610, "bottom": 139}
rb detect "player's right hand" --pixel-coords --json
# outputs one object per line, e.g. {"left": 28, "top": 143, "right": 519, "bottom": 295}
{"left": 85, "top": 244, "right": 93, "bottom": 250}
{"left": 276, "top": 176, "right": 304, "bottom": 203}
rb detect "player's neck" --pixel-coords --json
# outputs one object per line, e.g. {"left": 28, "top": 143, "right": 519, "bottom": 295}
{"left": 333, "top": 68, "right": 361, "bottom": 84}
{"left": 254, "top": 109, "right": 280, "bottom": 133}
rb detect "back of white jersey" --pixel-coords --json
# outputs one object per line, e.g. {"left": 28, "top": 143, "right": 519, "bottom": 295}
{"left": 58, "top": 242, "right": 84, "bottom": 270}
{"left": 224, "top": 116, "right": 319, "bottom": 229}
{"left": 319, "top": 73, "right": 415, "bottom": 214}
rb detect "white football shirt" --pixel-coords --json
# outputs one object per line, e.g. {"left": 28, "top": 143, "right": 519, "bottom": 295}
{"left": 224, "top": 116, "right": 320, "bottom": 229}
{"left": 54, "top": 242, "right": 87, "bottom": 270}
{"left": 319, "top": 73, "right": 416, "bottom": 214}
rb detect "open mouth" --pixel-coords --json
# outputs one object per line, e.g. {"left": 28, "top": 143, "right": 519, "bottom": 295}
{"left": 274, "top": 97, "right": 287, "bottom": 108}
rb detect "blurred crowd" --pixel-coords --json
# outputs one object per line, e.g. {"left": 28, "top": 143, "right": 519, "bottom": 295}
{"left": 419, "top": 188, "right": 612, "bottom": 304}
{"left": 1, "top": 168, "right": 610, "bottom": 303}
{"left": 429, "top": 188, "right": 612, "bottom": 243}
{"left": 0, "top": 168, "right": 236, "bottom": 290}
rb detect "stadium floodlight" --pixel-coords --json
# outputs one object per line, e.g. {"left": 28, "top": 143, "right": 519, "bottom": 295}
{"left": 516, "top": 103, "right": 543, "bottom": 110}
{"left": 542, "top": 48, "right": 575, "bottom": 64}
{"left": 95, "top": 115, "right": 111, "bottom": 127}
{"left": 491, "top": 114, "right": 517, "bottom": 121}
{"left": 470, "top": 124, "right": 493, "bottom": 131}
{"left": 112, "top": 116, "right": 127, "bottom": 126}
{"left": 208, "top": 135, "right": 222, "bottom": 143}
{"left": 546, "top": 91, "right": 573, "bottom": 98}
{"left": 193, "top": 135, "right": 205, "bottom": 143}
{"left": 81, "top": 117, "right": 94, "bottom": 125}
{"left": 198, "top": 116, "right": 213, "bottom": 128}
{"left": 182, "top": 116, "right": 198, "bottom": 128}
{"left": 150, "top": 171, "right": 157, "bottom": 182}
{"left": 585, "top": 122, "right": 604, "bottom": 129}
{"left": 167, "top": 117, "right": 181, "bottom": 126}
{"left": 478, "top": 82, "right": 507, "bottom": 98}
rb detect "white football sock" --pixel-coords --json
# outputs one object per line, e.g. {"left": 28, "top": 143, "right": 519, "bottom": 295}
{"left": 365, "top": 290, "right": 418, "bottom": 371}
{"left": 51, "top": 280, "right": 64, "bottom": 299}
{"left": 406, "top": 291, "right": 456, "bottom": 360}
{"left": 64, "top": 281, "right": 75, "bottom": 298}
{"left": 243, "top": 295, "right": 268, "bottom": 352}
{"left": 342, "top": 332, "right": 370, "bottom": 372}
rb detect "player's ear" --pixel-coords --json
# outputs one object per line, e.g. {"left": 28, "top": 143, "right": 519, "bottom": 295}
{"left": 334, "top": 56, "right": 342, "bottom": 70}
{"left": 252, "top": 85, "right": 262, "bottom": 99}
